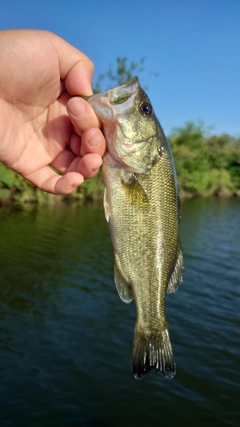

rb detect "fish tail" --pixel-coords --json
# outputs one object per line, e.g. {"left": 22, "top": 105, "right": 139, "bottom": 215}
{"left": 132, "top": 327, "right": 176, "bottom": 379}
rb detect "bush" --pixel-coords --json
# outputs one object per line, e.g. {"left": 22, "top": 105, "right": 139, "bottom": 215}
{"left": 169, "top": 122, "right": 240, "bottom": 197}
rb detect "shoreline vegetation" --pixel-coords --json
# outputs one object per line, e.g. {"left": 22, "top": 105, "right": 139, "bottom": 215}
{"left": 0, "top": 122, "right": 239, "bottom": 206}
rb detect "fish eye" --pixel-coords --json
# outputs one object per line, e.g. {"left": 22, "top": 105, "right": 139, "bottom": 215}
{"left": 140, "top": 102, "right": 153, "bottom": 116}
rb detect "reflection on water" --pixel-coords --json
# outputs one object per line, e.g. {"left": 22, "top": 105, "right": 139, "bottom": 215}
{"left": 0, "top": 198, "right": 239, "bottom": 427}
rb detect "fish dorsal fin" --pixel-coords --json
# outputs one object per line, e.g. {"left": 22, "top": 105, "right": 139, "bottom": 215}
{"left": 114, "top": 262, "right": 133, "bottom": 304}
{"left": 103, "top": 187, "right": 111, "bottom": 222}
{"left": 167, "top": 247, "right": 184, "bottom": 294}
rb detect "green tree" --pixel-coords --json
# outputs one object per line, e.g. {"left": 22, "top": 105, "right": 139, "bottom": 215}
{"left": 93, "top": 57, "right": 145, "bottom": 93}
{"left": 169, "top": 122, "right": 240, "bottom": 197}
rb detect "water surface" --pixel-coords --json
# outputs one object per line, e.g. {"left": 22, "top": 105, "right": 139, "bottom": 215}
{"left": 0, "top": 198, "right": 239, "bottom": 427}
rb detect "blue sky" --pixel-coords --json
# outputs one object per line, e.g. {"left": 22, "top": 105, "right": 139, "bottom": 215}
{"left": 1, "top": 0, "right": 239, "bottom": 137}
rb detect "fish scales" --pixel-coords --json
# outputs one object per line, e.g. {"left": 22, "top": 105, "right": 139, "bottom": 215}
{"left": 87, "top": 77, "right": 184, "bottom": 379}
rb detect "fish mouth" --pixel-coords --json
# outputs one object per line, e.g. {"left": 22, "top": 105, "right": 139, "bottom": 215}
{"left": 109, "top": 76, "right": 139, "bottom": 106}
{"left": 87, "top": 77, "right": 140, "bottom": 121}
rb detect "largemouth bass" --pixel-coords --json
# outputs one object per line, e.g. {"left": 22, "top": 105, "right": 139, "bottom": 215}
{"left": 87, "top": 77, "right": 184, "bottom": 379}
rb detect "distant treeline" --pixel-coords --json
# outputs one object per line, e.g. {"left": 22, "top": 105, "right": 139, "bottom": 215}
{"left": 169, "top": 122, "right": 240, "bottom": 198}
{"left": 0, "top": 121, "right": 239, "bottom": 205}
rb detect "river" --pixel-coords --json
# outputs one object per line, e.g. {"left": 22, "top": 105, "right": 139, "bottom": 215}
{"left": 0, "top": 198, "right": 239, "bottom": 427}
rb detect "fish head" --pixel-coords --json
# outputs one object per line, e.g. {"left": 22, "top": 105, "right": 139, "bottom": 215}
{"left": 88, "top": 77, "right": 164, "bottom": 173}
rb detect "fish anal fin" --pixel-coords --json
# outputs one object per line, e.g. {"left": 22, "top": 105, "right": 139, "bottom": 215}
{"left": 132, "top": 327, "right": 176, "bottom": 379}
{"left": 167, "top": 247, "right": 184, "bottom": 294}
{"left": 114, "top": 263, "right": 133, "bottom": 304}
{"left": 103, "top": 187, "right": 111, "bottom": 222}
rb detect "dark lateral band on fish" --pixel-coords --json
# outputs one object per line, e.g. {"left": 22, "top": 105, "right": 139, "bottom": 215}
{"left": 83, "top": 77, "right": 184, "bottom": 379}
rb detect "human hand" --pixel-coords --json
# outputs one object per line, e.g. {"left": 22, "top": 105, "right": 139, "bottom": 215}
{"left": 0, "top": 30, "right": 106, "bottom": 194}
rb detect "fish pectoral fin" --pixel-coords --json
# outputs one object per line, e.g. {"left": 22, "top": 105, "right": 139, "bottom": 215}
{"left": 114, "top": 262, "right": 133, "bottom": 304}
{"left": 167, "top": 246, "right": 184, "bottom": 294}
{"left": 103, "top": 187, "right": 111, "bottom": 222}
{"left": 121, "top": 174, "right": 149, "bottom": 207}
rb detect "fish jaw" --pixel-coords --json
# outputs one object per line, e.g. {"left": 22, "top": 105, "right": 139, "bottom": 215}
{"left": 87, "top": 77, "right": 139, "bottom": 123}
{"left": 88, "top": 77, "right": 153, "bottom": 173}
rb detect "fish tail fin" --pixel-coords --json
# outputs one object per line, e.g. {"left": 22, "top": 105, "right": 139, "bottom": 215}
{"left": 132, "top": 327, "right": 176, "bottom": 380}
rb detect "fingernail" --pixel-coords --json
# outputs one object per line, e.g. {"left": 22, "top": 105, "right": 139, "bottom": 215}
{"left": 80, "top": 77, "right": 93, "bottom": 97}
{"left": 89, "top": 130, "right": 102, "bottom": 148}
{"left": 92, "top": 158, "right": 103, "bottom": 172}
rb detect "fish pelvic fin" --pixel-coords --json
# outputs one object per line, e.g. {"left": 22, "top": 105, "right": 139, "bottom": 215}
{"left": 114, "top": 262, "right": 133, "bottom": 303}
{"left": 167, "top": 246, "right": 184, "bottom": 294}
{"left": 103, "top": 187, "right": 111, "bottom": 222}
{"left": 132, "top": 327, "right": 176, "bottom": 379}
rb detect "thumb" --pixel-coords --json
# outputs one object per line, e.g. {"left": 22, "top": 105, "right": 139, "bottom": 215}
{"left": 49, "top": 32, "right": 94, "bottom": 96}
